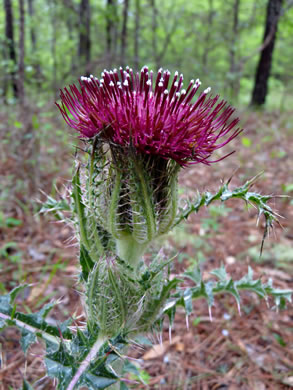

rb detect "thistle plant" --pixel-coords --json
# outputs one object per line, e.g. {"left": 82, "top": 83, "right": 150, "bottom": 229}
{"left": 0, "top": 67, "right": 291, "bottom": 390}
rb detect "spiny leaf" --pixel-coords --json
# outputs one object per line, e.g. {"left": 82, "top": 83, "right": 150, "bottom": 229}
{"left": 20, "top": 328, "right": 37, "bottom": 354}
{"left": 20, "top": 379, "right": 34, "bottom": 390}
{"left": 79, "top": 244, "right": 95, "bottom": 282}
{"left": 162, "top": 266, "right": 292, "bottom": 323}
{"left": 175, "top": 173, "right": 283, "bottom": 252}
{"left": 0, "top": 288, "right": 72, "bottom": 353}
{"left": 40, "top": 194, "right": 71, "bottom": 221}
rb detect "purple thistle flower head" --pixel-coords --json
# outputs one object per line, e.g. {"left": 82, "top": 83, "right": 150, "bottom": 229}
{"left": 57, "top": 66, "right": 242, "bottom": 166}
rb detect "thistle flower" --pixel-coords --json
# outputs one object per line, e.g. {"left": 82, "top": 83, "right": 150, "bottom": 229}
{"left": 57, "top": 67, "right": 242, "bottom": 266}
{"left": 57, "top": 66, "right": 242, "bottom": 166}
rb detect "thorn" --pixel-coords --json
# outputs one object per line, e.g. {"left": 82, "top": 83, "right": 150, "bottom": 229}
{"left": 186, "top": 315, "right": 189, "bottom": 330}
{"left": 169, "top": 326, "right": 172, "bottom": 343}
{"left": 208, "top": 306, "right": 213, "bottom": 322}
{"left": 237, "top": 301, "right": 241, "bottom": 316}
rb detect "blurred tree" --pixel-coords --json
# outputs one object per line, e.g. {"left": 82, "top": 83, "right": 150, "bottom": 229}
{"left": 63, "top": 0, "right": 79, "bottom": 74}
{"left": 228, "top": 0, "right": 240, "bottom": 101}
{"left": 106, "top": 0, "right": 118, "bottom": 67}
{"left": 150, "top": 0, "right": 158, "bottom": 69}
{"left": 120, "top": 0, "right": 129, "bottom": 67}
{"left": 134, "top": 0, "right": 140, "bottom": 71}
{"left": 79, "top": 0, "right": 91, "bottom": 74}
{"left": 18, "top": 0, "right": 25, "bottom": 104}
{"left": 27, "top": 0, "right": 41, "bottom": 88}
{"left": 50, "top": 0, "right": 58, "bottom": 95}
{"left": 3, "top": 0, "right": 18, "bottom": 99}
{"left": 202, "top": 0, "right": 214, "bottom": 71}
{"left": 251, "top": 0, "right": 284, "bottom": 106}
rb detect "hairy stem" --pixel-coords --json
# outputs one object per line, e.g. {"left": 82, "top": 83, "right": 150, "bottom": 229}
{"left": 116, "top": 233, "right": 148, "bottom": 267}
{"left": 66, "top": 335, "right": 108, "bottom": 390}
{"left": 0, "top": 312, "right": 62, "bottom": 346}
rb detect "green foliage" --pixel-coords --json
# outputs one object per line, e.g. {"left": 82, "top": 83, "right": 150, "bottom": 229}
{"left": 162, "top": 265, "right": 292, "bottom": 327}
{"left": 0, "top": 286, "right": 125, "bottom": 390}
{"left": 175, "top": 172, "right": 283, "bottom": 254}
{"left": 0, "top": 212, "right": 22, "bottom": 228}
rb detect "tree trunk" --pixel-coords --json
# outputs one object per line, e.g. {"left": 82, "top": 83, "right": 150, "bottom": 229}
{"left": 134, "top": 0, "right": 140, "bottom": 71}
{"left": 27, "top": 0, "right": 42, "bottom": 87}
{"left": 250, "top": 0, "right": 283, "bottom": 106}
{"left": 78, "top": 0, "right": 91, "bottom": 74}
{"left": 228, "top": 0, "right": 240, "bottom": 101}
{"left": 106, "top": 0, "right": 118, "bottom": 68}
{"left": 63, "top": 0, "right": 78, "bottom": 74}
{"left": 150, "top": 0, "right": 158, "bottom": 69}
{"left": 202, "top": 0, "right": 214, "bottom": 70}
{"left": 50, "top": 0, "right": 58, "bottom": 96}
{"left": 18, "top": 0, "right": 25, "bottom": 105}
{"left": 4, "top": 0, "right": 18, "bottom": 99}
{"left": 120, "top": 0, "right": 129, "bottom": 67}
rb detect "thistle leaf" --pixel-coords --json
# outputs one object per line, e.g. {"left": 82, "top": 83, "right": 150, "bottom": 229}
{"left": 79, "top": 244, "right": 95, "bottom": 282}
{"left": 20, "top": 379, "right": 34, "bottom": 390}
{"left": 175, "top": 173, "right": 283, "bottom": 251}
{"left": 40, "top": 195, "right": 71, "bottom": 221}
{"left": 162, "top": 266, "right": 292, "bottom": 324}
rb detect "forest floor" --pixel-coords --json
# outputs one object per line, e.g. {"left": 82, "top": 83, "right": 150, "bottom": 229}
{"left": 0, "top": 106, "right": 292, "bottom": 390}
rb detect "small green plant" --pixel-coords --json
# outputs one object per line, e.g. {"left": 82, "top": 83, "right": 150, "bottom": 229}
{"left": 0, "top": 67, "right": 291, "bottom": 389}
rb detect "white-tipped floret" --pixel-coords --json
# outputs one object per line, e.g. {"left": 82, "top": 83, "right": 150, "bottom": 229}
{"left": 109, "top": 71, "right": 113, "bottom": 75}
{"left": 204, "top": 87, "right": 211, "bottom": 94}
{"left": 113, "top": 68, "right": 117, "bottom": 73}
{"left": 80, "top": 76, "right": 86, "bottom": 81}
{"left": 160, "top": 77, "right": 164, "bottom": 83}
{"left": 119, "top": 66, "right": 123, "bottom": 70}
{"left": 164, "top": 89, "right": 169, "bottom": 94}
{"left": 176, "top": 92, "right": 180, "bottom": 97}
{"left": 90, "top": 74, "right": 94, "bottom": 78}
{"left": 146, "top": 80, "right": 152, "bottom": 86}
{"left": 180, "top": 74, "right": 184, "bottom": 79}
{"left": 190, "top": 79, "right": 194, "bottom": 84}
{"left": 158, "top": 82, "right": 163, "bottom": 87}
{"left": 123, "top": 80, "right": 129, "bottom": 87}
{"left": 101, "top": 72, "right": 105, "bottom": 77}
{"left": 100, "top": 79, "right": 104, "bottom": 83}
{"left": 94, "top": 77, "right": 98, "bottom": 81}
{"left": 174, "top": 82, "right": 179, "bottom": 87}
{"left": 126, "top": 65, "right": 130, "bottom": 70}
{"left": 181, "top": 89, "right": 186, "bottom": 94}
{"left": 158, "top": 67, "right": 163, "bottom": 73}
{"left": 109, "top": 81, "right": 114, "bottom": 87}
{"left": 193, "top": 80, "right": 201, "bottom": 88}
{"left": 174, "top": 71, "right": 179, "bottom": 76}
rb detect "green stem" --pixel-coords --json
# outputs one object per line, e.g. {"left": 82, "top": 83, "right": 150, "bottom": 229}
{"left": 108, "top": 169, "right": 122, "bottom": 238}
{"left": 66, "top": 334, "right": 108, "bottom": 390}
{"left": 132, "top": 160, "right": 156, "bottom": 241}
{"left": 116, "top": 233, "right": 148, "bottom": 267}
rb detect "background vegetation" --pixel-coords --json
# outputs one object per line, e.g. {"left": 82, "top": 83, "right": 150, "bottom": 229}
{"left": 0, "top": 0, "right": 293, "bottom": 389}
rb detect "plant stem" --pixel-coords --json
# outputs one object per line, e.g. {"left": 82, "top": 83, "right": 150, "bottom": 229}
{"left": 116, "top": 233, "right": 148, "bottom": 267}
{"left": 0, "top": 312, "right": 62, "bottom": 346}
{"left": 66, "top": 334, "right": 108, "bottom": 390}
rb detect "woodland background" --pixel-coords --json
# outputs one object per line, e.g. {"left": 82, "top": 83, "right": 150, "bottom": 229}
{"left": 0, "top": 0, "right": 293, "bottom": 389}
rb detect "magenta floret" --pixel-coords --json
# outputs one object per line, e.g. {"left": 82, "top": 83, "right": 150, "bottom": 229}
{"left": 57, "top": 67, "right": 242, "bottom": 166}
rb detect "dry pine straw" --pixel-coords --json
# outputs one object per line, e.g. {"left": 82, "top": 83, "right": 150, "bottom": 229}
{"left": 0, "top": 111, "right": 293, "bottom": 389}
